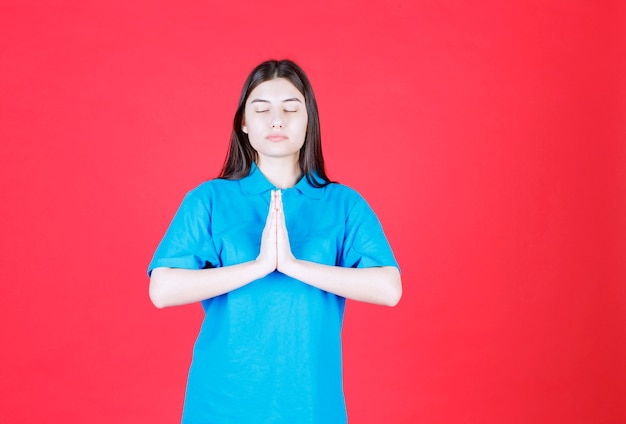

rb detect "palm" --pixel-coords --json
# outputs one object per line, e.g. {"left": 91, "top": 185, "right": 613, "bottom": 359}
{"left": 257, "top": 190, "right": 295, "bottom": 275}
{"left": 275, "top": 190, "right": 295, "bottom": 271}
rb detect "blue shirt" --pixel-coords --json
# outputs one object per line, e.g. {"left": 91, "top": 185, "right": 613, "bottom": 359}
{"left": 149, "top": 164, "right": 399, "bottom": 423}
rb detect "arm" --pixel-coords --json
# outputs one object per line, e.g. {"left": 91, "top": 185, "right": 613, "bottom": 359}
{"left": 150, "top": 261, "right": 268, "bottom": 308}
{"left": 280, "top": 261, "right": 402, "bottom": 307}
{"left": 149, "top": 192, "right": 280, "bottom": 308}
{"left": 275, "top": 191, "right": 402, "bottom": 307}
{"left": 149, "top": 190, "right": 402, "bottom": 308}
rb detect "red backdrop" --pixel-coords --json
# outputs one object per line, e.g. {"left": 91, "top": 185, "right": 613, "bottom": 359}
{"left": 1, "top": 1, "right": 625, "bottom": 422}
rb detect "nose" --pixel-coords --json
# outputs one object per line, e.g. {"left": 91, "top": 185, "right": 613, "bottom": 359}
{"left": 271, "top": 111, "right": 285, "bottom": 130}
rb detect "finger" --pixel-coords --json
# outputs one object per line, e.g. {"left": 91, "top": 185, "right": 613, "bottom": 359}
{"left": 275, "top": 191, "right": 283, "bottom": 224}
{"left": 276, "top": 192, "right": 288, "bottom": 234}
{"left": 264, "top": 190, "right": 275, "bottom": 226}
{"left": 276, "top": 189, "right": 283, "bottom": 212}
{"left": 271, "top": 190, "right": 278, "bottom": 232}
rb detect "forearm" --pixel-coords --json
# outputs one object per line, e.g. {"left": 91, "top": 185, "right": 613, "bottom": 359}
{"left": 280, "top": 261, "right": 402, "bottom": 306}
{"left": 149, "top": 261, "right": 269, "bottom": 308}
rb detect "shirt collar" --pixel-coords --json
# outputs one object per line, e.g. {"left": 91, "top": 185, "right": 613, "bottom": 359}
{"left": 240, "top": 162, "right": 324, "bottom": 199}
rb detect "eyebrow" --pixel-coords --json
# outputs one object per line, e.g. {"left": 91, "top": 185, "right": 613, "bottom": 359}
{"left": 250, "top": 98, "right": 302, "bottom": 104}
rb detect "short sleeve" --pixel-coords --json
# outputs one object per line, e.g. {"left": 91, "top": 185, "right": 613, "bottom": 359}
{"left": 339, "top": 194, "right": 399, "bottom": 270}
{"left": 147, "top": 189, "right": 220, "bottom": 276}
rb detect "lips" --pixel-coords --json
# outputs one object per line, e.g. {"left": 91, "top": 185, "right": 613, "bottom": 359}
{"left": 266, "top": 134, "right": 288, "bottom": 142}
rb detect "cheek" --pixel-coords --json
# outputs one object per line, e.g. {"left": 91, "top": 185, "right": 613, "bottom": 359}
{"left": 244, "top": 116, "right": 264, "bottom": 136}
{"left": 295, "top": 118, "right": 308, "bottom": 141}
{"left": 247, "top": 131, "right": 264, "bottom": 148}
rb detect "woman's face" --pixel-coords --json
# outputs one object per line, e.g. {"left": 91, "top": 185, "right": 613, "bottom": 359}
{"left": 242, "top": 78, "right": 308, "bottom": 164}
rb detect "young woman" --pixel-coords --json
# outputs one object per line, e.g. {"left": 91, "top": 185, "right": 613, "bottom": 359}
{"left": 148, "top": 59, "right": 401, "bottom": 423}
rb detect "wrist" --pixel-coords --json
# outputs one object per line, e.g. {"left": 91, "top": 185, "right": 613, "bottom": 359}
{"left": 277, "top": 256, "right": 300, "bottom": 278}
{"left": 252, "top": 257, "right": 275, "bottom": 279}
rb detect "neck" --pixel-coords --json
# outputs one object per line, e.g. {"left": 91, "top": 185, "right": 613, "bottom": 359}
{"left": 256, "top": 156, "right": 302, "bottom": 189}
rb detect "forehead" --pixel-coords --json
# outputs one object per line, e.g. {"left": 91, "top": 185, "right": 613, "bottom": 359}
{"left": 247, "top": 78, "right": 304, "bottom": 102}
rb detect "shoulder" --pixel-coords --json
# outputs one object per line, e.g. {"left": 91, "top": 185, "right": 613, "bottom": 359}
{"left": 323, "top": 182, "right": 365, "bottom": 200}
{"left": 180, "top": 178, "right": 239, "bottom": 208}
{"left": 187, "top": 178, "right": 239, "bottom": 196}
{"left": 321, "top": 183, "right": 372, "bottom": 211}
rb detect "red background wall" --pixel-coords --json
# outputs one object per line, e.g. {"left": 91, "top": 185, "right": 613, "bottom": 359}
{"left": 1, "top": 1, "right": 625, "bottom": 422}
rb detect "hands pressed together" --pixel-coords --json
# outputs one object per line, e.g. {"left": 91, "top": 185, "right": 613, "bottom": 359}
{"left": 151, "top": 189, "right": 401, "bottom": 307}
{"left": 256, "top": 190, "right": 297, "bottom": 276}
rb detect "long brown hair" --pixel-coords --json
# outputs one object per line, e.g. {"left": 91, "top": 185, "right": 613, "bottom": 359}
{"left": 219, "top": 60, "right": 331, "bottom": 187}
